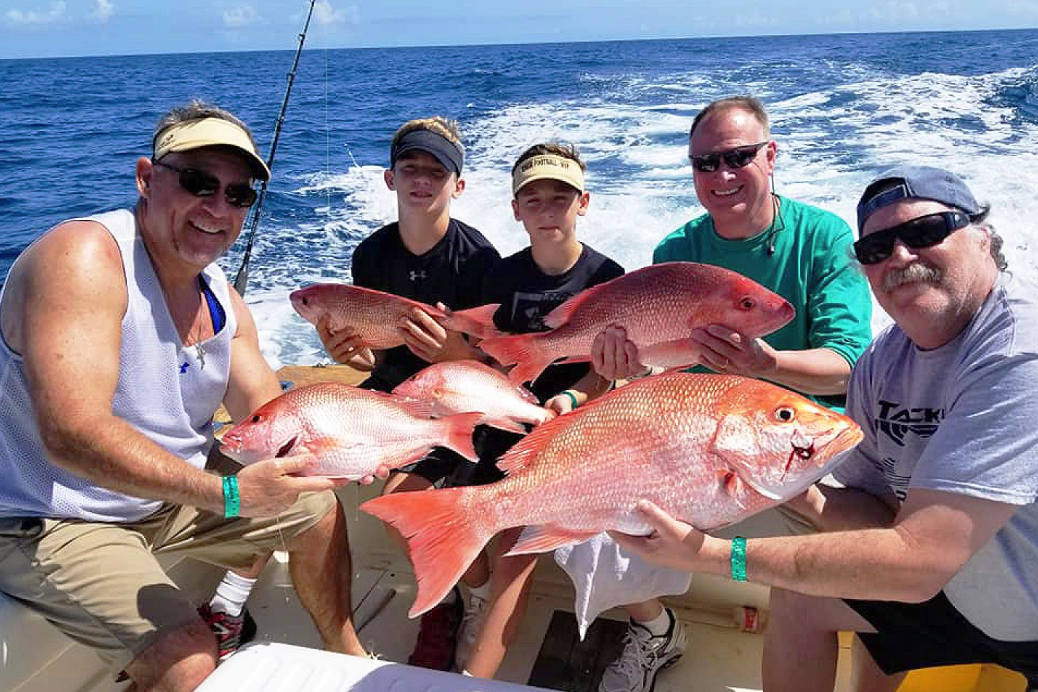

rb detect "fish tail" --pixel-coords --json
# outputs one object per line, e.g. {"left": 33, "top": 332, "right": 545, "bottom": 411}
{"left": 441, "top": 411, "right": 482, "bottom": 461}
{"left": 445, "top": 303, "right": 503, "bottom": 339}
{"left": 480, "top": 333, "right": 553, "bottom": 384}
{"left": 360, "top": 488, "right": 491, "bottom": 617}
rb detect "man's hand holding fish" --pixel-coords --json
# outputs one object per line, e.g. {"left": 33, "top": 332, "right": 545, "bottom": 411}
{"left": 608, "top": 500, "right": 720, "bottom": 574}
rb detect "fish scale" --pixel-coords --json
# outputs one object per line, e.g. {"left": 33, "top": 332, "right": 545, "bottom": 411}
{"left": 289, "top": 282, "right": 502, "bottom": 348}
{"left": 478, "top": 262, "right": 796, "bottom": 384}
{"left": 361, "top": 372, "right": 863, "bottom": 617}
{"left": 392, "top": 360, "right": 549, "bottom": 433}
{"left": 481, "top": 375, "right": 750, "bottom": 535}
{"left": 220, "top": 382, "right": 482, "bottom": 480}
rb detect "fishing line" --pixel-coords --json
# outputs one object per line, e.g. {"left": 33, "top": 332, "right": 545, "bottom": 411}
{"left": 233, "top": 0, "right": 318, "bottom": 296}
{"left": 325, "top": 47, "right": 332, "bottom": 213}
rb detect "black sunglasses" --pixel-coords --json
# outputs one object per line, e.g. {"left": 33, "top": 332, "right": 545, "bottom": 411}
{"left": 152, "top": 160, "right": 257, "bottom": 209}
{"left": 853, "top": 210, "right": 970, "bottom": 265}
{"left": 690, "top": 142, "right": 769, "bottom": 173}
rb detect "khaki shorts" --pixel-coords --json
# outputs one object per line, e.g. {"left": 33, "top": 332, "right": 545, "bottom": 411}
{"left": 0, "top": 490, "right": 336, "bottom": 672}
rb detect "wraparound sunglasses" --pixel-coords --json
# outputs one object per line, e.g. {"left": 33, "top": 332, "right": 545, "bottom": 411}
{"left": 853, "top": 210, "right": 970, "bottom": 265}
{"left": 690, "top": 142, "right": 768, "bottom": 173}
{"left": 152, "top": 160, "right": 258, "bottom": 208}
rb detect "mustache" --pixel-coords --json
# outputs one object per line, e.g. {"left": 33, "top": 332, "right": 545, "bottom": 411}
{"left": 883, "top": 263, "right": 942, "bottom": 291}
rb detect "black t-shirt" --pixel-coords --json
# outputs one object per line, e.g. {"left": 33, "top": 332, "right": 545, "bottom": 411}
{"left": 481, "top": 243, "right": 624, "bottom": 401}
{"left": 351, "top": 219, "right": 500, "bottom": 391}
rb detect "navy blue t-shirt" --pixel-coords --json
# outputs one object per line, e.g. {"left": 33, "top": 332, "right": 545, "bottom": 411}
{"left": 481, "top": 243, "right": 624, "bottom": 401}
{"left": 351, "top": 218, "right": 500, "bottom": 391}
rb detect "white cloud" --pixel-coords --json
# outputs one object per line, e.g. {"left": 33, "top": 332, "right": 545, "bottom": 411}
{"left": 88, "top": 0, "right": 114, "bottom": 23}
{"left": 814, "top": 8, "right": 856, "bottom": 26}
{"left": 4, "top": 1, "right": 67, "bottom": 25}
{"left": 869, "top": 1, "right": 920, "bottom": 20}
{"left": 734, "top": 11, "right": 776, "bottom": 27}
{"left": 223, "top": 4, "right": 261, "bottom": 28}
{"left": 313, "top": 1, "right": 347, "bottom": 26}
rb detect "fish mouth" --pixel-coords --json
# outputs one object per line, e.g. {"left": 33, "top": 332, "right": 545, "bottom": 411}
{"left": 748, "top": 424, "right": 863, "bottom": 501}
{"left": 275, "top": 435, "right": 299, "bottom": 458}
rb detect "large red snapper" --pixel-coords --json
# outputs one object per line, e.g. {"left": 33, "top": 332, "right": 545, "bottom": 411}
{"left": 220, "top": 383, "right": 481, "bottom": 480}
{"left": 392, "top": 360, "right": 551, "bottom": 434}
{"left": 478, "top": 262, "right": 795, "bottom": 384}
{"left": 290, "top": 283, "right": 501, "bottom": 346}
{"left": 361, "top": 373, "right": 862, "bottom": 617}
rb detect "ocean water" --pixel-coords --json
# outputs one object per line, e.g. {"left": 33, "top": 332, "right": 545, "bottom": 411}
{"left": 2, "top": 30, "right": 1037, "bottom": 368}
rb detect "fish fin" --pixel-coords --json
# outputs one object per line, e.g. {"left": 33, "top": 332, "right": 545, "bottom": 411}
{"left": 480, "top": 333, "right": 553, "bottom": 384}
{"left": 718, "top": 469, "right": 748, "bottom": 510}
{"left": 360, "top": 489, "right": 489, "bottom": 617}
{"left": 494, "top": 404, "right": 595, "bottom": 475}
{"left": 505, "top": 524, "right": 598, "bottom": 555}
{"left": 638, "top": 338, "right": 703, "bottom": 371}
{"left": 441, "top": 412, "right": 482, "bottom": 462}
{"left": 445, "top": 303, "right": 503, "bottom": 339}
{"left": 541, "top": 286, "right": 602, "bottom": 330}
{"left": 482, "top": 416, "right": 529, "bottom": 434}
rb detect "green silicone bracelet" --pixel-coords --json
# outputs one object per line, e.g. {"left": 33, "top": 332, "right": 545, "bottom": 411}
{"left": 222, "top": 474, "right": 240, "bottom": 519}
{"left": 731, "top": 536, "right": 747, "bottom": 582}
{"left": 562, "top": 390, "right": 579, "bottom": 410}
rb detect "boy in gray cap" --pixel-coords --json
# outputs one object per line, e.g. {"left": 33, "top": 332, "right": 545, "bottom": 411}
{"left": 611, "top": 165, "right": 1038, "bottom": 690}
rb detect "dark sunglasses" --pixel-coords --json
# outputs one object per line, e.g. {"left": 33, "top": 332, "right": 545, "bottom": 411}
{"left": 152, "top": 160, "right": 257, "bottom": 208}
{"left": 690, "top": 142, "right": 769, "bottom": 173}
{"left": 853, "top": 210, "right": 970, "bottom": 265}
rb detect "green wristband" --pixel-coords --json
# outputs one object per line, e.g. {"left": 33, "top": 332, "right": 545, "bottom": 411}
{"left": 731, "top": 536, "right": 747, "bottom": 582}
{"left": 222, "top": 474, "right": 240, "bottom": 519}
{"left": 562, "top": 390, "right": 579, "bottom": 410}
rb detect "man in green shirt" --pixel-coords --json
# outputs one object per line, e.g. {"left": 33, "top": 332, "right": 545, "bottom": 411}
{"left": 585, "top": 96, "right": 872, "bottom": 692}
{"left": 597, "top": 95, "right": 871, "bottom": 409}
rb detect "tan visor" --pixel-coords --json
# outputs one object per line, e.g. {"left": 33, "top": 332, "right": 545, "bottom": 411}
{"left": 512, "top": 154, "right": 585, "bottom": 195}
{"left": 153, "top": 117, "right": 271, "bottom": 181}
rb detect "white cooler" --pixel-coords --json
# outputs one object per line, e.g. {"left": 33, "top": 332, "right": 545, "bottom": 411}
{"left": 196, "top": 642, "right": 557, "bottom": 692}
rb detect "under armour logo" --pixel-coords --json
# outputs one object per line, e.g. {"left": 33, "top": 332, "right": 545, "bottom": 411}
{"left": 409, "top": 270, "right": 427, "bottom": 281}
{"left": 179, "top": 362, "right": 190, "bottom": 374}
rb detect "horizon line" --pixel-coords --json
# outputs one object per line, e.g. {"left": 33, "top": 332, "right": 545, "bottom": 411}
{"left": 2, "top": 24, "right": 1036, "bottom": 62}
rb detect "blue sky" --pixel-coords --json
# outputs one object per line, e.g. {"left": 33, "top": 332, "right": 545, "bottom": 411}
{"left": 1, "top": 0, "right": 1036, "bottom": 59}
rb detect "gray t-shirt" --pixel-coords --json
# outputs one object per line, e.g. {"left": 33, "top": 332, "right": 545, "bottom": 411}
{"left": 835, "top": 273, "right": 1038, "bottom": 641}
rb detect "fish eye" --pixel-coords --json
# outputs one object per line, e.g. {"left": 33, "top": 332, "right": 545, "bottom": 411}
{"left": 250, "top": 414, "right": 262, "bottom": 423}
{"left": 739, "top": 297, "right": 756, "bottom": 311}
{"left": 774, "top": 407, "right": 795, "bottom": 422}
{"left": 300, "top": 297, "right": 309, "bottom": 306}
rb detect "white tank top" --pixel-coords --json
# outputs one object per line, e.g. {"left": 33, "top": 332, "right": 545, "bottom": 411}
{"left": 0, "top": 209, "right": 236, "bottom": 522}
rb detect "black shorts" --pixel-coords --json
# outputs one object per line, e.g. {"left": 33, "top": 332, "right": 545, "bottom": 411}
{"left": 845, "top": 591, "right": 1038, "bottom": 684}
{"left": 390, "top": 427, "right": 523, "bottom": 488}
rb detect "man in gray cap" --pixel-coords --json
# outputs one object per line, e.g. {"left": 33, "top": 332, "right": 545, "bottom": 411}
{"left": 0, "top": 100, "right": 378, "bottom": 691}
{"left": 611, "top": 165, "right": 1038, "bottom": 690}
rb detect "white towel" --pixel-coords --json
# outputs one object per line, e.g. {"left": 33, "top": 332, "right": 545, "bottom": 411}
{"left": 554, "top": 533, "right": 691, "bottom": 638}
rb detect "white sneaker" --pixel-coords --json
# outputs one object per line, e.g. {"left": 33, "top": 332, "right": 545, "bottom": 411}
{"left": 598, "top": 608, "right": 688, "bottom": 692}
{"left": 454, "top": 589, "right": 489, "bottom": 671}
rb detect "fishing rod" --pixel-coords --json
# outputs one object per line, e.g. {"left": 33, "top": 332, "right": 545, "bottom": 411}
{"left": 233, "top": 0, "right": 317, "bottom": 296}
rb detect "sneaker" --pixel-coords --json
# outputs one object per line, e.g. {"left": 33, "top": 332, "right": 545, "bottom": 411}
{"left": 407, "top": 588, "right": 463, "bottom": 670}
{"left": 197, "top": 604, "right": 257, "bottom": 661}
{"left": 454, "top": 589, "right": 489, "bottom": 671}
{"left": 598, "top": 607, "right": 687, "bottom": 692}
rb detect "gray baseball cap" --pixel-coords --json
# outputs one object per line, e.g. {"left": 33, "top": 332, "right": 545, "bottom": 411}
{"left": 857, "top": 166, "right": 981, "bottom": 232}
